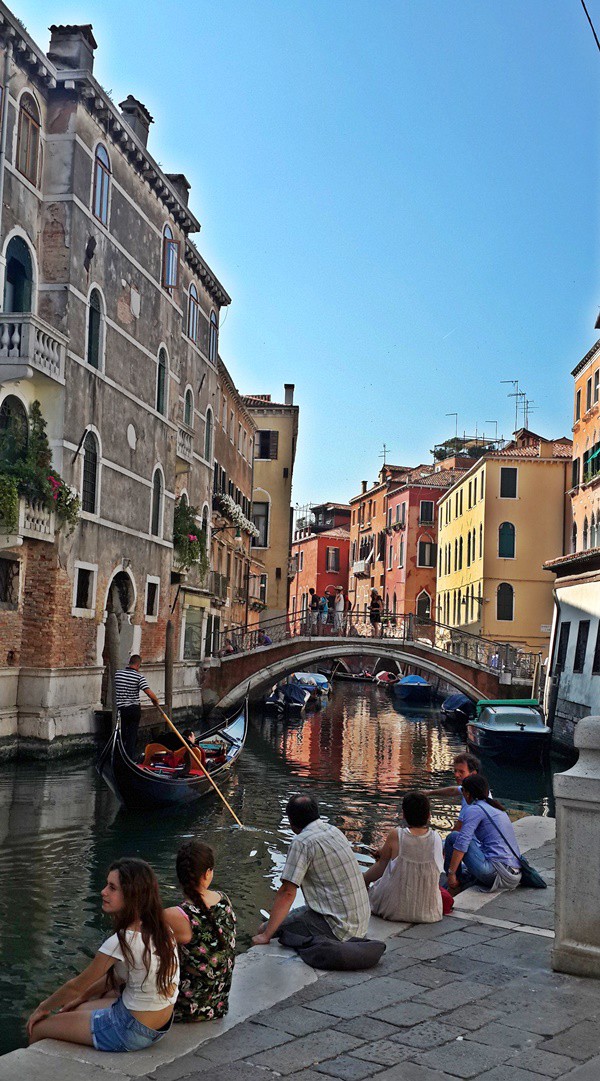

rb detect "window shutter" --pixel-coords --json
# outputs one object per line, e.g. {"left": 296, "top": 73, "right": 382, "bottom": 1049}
{"left": 254, "top": 432, "right": 261, "bottom": 458}
{"left": 269, "top": 431, "right": 279, "bottom": 459}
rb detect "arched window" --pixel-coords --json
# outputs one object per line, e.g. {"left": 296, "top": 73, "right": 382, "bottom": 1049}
{"left": 479, "top": 522, "right": 483, "bottom": 558}
{"left": 187, "top": 283, "right": 199, "bottom": 341}
{"left": 184, "top": 388, "right": 193, "bottom": 428}
{"left": 150, "top": 468, "right": 163, "bottom": 537}
{"left": 467, "top": 532, "right": 471, "bottom": 565}
{"left": 82, "top": 431, "right": 99, "bottom": 514}
{"left": 572, "top": 521, "right": 578, "bottom": 553}
{"left": 498, "top": 522, "right": 515, "bottom": 558}
{"left": 416, "top": 591, "right": 431, "bottom": 619}
{"left": 497, "top": 583, "right": 514, "bottom": 621}
{"left": 87, "top": 289, "right": 103, "bottom": 369}
{"left": 161, "top": 225, "right": 179, "bottom": 290}
{"left": 201, "top": 504, "right": 209, "bottom": 543}
{"left": 583, "top": 516, "right": 589, "bottom": 550}
{"left": 209, "top": 310, "right": 218, "bottom": 363}
{"left": 156, "top": 349, "right": 167, "bottom": 415}
{"left": 393, "top": 593, "right": 397, "bottom": 615}
{"left": 0, "top": 395, "right": 28, "bottom": 464}
{"left": 457, "top": 588, "right": 462, "bottom": 624}
{"left": 92, "top": 144, "right": 111, "bottom": 225}
{"left": 17, "top": 93, "right": 41, "bottom": 185}
{"left": 3, "top": 235, "right": 33, "bottom": 313}
{"left": 204, "top": 407, "right": 213, "bottom": 461}
{"left": 591, "top": 513, "right": 597, "bottom": 549}
{"left": 458, "top": 535, "right": 463, "bottom": 570}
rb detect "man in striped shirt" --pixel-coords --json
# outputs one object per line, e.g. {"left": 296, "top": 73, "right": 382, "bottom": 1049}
{"left": 114, "top": 654, "right": 160, "bottom": 759}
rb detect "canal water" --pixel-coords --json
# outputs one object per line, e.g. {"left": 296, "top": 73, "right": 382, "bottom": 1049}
{"left": 0, "top": 682, "right": 560, "bottom": 1054}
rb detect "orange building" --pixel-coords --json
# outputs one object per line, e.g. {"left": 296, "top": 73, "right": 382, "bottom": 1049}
{"left": 288, "top": 526, "right": 350, "bottom": 627}
{"left": 348, "top": 465, "right": 411, "bottom": 614}
{"left": 570, "top": 340, "right": 600, "bottom": 552}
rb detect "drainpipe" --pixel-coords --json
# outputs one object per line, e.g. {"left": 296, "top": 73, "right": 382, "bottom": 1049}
{"left": 0, "top": 38, "right": 14, "bottom": 301}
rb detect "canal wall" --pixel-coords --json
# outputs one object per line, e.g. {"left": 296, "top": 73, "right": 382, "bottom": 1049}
{"left": 0, "top": 816, "right": 556, "bottom": 1081}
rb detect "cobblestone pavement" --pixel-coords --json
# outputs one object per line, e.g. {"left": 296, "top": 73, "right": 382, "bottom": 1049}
{"left": 143, "top": 839, "right": 600, "bottom": 1081}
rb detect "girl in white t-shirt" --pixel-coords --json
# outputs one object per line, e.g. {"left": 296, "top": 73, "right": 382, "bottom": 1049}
{"left": 27, "top": 858, "right": 179, "bottom": 1053}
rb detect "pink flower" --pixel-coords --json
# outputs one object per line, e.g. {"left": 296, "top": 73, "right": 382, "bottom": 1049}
{"left": 188, "top": 534, "right": 198, "bottom": 542}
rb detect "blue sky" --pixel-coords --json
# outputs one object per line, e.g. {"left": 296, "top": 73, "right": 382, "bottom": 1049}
{"left": 18, "top": 0, "right": 600, "bottom": 505}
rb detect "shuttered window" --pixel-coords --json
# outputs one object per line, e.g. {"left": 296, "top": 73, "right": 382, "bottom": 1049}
{"left": 255, "top": 430, "right": 279, "bottom": 459}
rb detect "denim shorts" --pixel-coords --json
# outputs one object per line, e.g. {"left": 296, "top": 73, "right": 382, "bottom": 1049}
{"left": 91, "top": 994, "right": 172, "bottom": 1052}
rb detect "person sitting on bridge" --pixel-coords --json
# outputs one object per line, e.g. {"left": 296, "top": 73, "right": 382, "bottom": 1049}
{"left": 424, "top": 752, "right": 484, "bottom": 830}
{"left": 252, "top": 794, "right": 370, "bottom": 946}
{"left": 257, "top": 630, "right": 272, "bottom": 646}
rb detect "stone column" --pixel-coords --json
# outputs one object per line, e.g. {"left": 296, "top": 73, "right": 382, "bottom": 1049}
{"left": 553, "top": 715, "right": 600, "bottom": 977}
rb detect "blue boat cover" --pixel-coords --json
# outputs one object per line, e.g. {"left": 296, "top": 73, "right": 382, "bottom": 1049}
{"left": 443, "top": 693, "right": 474, "bottom": 710}
{"left": 283, "top": 683, "right": 308, "bottom": 706}
{"left": 400, "top": 674, "right": 430, "bottom": 686}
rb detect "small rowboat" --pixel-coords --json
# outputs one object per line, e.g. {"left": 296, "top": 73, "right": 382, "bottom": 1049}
{"left": 97, "top": 702, "right": 248, "bottom": 811}
{"left": 393, "top": 674, "right": 432, "bottom": 703}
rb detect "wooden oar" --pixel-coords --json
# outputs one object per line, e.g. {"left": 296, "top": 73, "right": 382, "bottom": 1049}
{"left": 157, "top": 706, "right": 244, "bottom": 828}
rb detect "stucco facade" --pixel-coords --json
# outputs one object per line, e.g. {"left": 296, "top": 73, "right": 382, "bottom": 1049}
{"left": 436, "top": 430, "right": 571, "bottom": 654}
{"left": 348, "top": 466, "right": 410, "bottom": 614}
{"left": 243, "top": 386, "right": 299, "bottom": 625}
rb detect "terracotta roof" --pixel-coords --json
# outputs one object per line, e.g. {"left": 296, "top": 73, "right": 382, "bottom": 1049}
{"left": 494, "top": 442, "right": 572, "bottom": 459}
{"left": 544, "top": 547, "right": 600, "bottom": 571}
{"left": 293, "top": 527, "right": 350, "bottom": 543}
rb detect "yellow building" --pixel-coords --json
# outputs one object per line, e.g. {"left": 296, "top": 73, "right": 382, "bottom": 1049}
{"left": 243, "top": 385, "right": 299, "bottom": 623}
{"left": 436, "top": 430, "right": 571, "bottom": 654}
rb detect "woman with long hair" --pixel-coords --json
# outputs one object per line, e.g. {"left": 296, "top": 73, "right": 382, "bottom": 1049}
{"left": 27, "top": 858, "right": 179, "bottom": 1052}
{"left": 444, "top": 774, "right": 522, "bottom": 892}
{"left": 164, "top": 841, "right": 236, "bottom": 1022}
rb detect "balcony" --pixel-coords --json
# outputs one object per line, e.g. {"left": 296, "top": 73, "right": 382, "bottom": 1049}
{"left": 176, "top": 426, "right": 193, "bottom": 465}
{"left": 233, "top": 585, "right": 247, "bottom": 604}
{"left": 0, "top": 313, "right": 67, "bottom": 386}
{"left": 0, "top": 496, "right": 55, "bottom": 551}
{"left": 353, "top": 559, "right": 371, "bottom": 577}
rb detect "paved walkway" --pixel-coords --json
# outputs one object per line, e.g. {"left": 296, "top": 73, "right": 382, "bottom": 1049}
{"left": 4, "top": 817, "right": 600, "bottom": 1081}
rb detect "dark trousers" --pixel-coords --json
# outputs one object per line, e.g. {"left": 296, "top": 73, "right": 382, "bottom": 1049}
{"left": 275, "top": 905, "right": 337, "bottom": 941}
{"left": 119, "top": 704, "right": 141, "bottom": 761}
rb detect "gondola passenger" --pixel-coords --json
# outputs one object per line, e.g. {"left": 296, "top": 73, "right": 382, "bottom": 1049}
{"left": 27, "top": 859, "right": 179, "bottom": 1052}
{"left": 165, "top": 842, "right": 236, "bottom": 1022}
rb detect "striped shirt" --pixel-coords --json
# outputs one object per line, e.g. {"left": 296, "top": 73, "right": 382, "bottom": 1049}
{"left": 282, "top": 819, "right": 370, "bottom": 941}
{"left": 114, "top": 667, "right": 149, "bottom": 709}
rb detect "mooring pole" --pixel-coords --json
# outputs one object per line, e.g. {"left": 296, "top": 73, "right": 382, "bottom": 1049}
{"left": 165, "top": 619, "right": 174, "bottom": 717}
{"left": 105, "top": 612, "right": 120, "bottom": 730}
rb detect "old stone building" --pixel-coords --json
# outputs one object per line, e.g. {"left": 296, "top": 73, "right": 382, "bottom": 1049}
{"left": 0, "top": 15, "right": 232, "bottom": 748}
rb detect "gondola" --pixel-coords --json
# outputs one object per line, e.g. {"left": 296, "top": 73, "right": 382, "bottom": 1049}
{"left": 97, "top": 701, "right": 248, "bottom": 812}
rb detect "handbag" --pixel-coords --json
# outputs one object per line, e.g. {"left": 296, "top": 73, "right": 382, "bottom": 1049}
{"left": 479, "top": 805, "right": 547, "bottom": 889}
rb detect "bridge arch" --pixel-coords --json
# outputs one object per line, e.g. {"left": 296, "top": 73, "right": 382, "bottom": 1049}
{"left": 211, "top": 640, "right": 491, "bottom": 710}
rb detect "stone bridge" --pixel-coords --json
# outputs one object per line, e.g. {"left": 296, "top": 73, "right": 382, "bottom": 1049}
{"left": 203, "top": 635, "right": 525, "bottom": 710}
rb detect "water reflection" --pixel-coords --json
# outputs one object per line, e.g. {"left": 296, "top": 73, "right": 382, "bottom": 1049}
{"left": 0, "top": 682, "right": 561, "bottom": 1054}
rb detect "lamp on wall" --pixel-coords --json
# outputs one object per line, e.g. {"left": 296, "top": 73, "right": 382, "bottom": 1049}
{"left": 212, "top": 523, "right": 241, "bottom": 539}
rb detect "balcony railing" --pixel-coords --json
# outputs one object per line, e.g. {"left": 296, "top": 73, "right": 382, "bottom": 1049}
{"left": 352, "top": 559, "right": 372, "bottom": 577}
{"left": 0, "top": 496, "right": 55, "bottom": 551}
{"left": 0, "top": 313, "right": 67, "bottom": 385}
{"left": 176, "top": 427, "right": 193, "bottom": 463}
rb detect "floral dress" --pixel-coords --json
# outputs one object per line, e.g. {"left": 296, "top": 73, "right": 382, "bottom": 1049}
{"left": 174, "top": 894, "right": 236, "bottom": 1022}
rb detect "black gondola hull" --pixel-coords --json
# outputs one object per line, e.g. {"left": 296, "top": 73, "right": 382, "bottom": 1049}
{"left": 98, "top": 706, "right": 247, "bottom": 812}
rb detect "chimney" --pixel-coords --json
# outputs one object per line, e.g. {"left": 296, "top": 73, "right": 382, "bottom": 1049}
{"left": 166, "top": 174, "right": 190, "bottom": 206}
{"left": 538, "top": 439, "right": 554, "bottom": 459}
{"left": 119, "top": 95, "right": 154, "bottom": 148}
{"left": 284, "top": 383, "right": 295, "bottom": 406}
{"left": 48, "top": 24, "right": 97, "bottom": 73}
{"left": 361, "top": 481, "right": 368, "bottom": 494}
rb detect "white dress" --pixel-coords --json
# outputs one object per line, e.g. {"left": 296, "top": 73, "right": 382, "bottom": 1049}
{"left": 369, "top": 828, "right": 444, "bottom": 924}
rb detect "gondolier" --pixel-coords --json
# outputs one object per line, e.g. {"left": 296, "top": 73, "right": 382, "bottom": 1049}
{"left": 114, "top": 655, "right": 160, "bottom": 760}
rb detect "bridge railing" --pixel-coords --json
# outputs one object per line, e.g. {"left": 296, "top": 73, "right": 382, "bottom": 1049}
{"left": 211, "top": 608, "right": 540, "bottom": 680}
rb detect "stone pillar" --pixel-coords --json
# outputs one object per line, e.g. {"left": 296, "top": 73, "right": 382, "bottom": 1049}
{"left": 553, "top": 715, "right": 600, "bottom": 977}
{"left": 164, "top": 619, "right": 174, "bottom": 717}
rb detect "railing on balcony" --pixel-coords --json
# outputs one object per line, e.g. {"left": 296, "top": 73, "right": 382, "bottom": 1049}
{"left": 0, "top": 496, "right": 55, "bottom": 550}
{"left": 176, "top": 427, "right": 193, "bottom": 463}
{"left": 352, "top": 559, "right": 371, "bottom": 577}
{"left": 234, "top": 585, "right": 247, "bottom": 604}
{"left": 0, "top": 313, "right": 67, "bottom": 385}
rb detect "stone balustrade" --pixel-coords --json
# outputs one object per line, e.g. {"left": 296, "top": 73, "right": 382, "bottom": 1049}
{"left": 0, "top": 496, "right": 55, "bottom": 551}
{"left": 0, "top": 312, "right": 67, "bottom": 385}
{"left": 176, "top": 426, "right": 193, "bottom": 462}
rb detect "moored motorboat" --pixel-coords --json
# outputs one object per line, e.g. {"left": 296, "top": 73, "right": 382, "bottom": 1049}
{"left": 466, "top": 700, "right": 551, "bottom": 761}
{"left": 290, "top": 672, "right": 331, "bottom": 695}
{"left": 97, "top": 702, "right": 248, "bottom": 811}
{"left": 374, "top": 670, "right": 400, "bottom": 686}
{"left": 393, "top": 674, "right": 432, "bottom": 703}
{"left": 440, "top": 693, "right": 476, "bottom": 725}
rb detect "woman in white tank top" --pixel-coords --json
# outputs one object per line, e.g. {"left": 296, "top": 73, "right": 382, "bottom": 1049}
{"left": 365, "top": 793, "right": 444, "bottom": 924}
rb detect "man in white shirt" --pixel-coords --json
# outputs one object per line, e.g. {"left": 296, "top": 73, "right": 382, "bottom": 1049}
{"left": 333, "top": 587, "right": 345, "bottom": 633}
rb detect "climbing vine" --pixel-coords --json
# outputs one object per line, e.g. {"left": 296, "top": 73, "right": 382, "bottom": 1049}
{"left": 173, "top": 496, "right": 209, "bottom": 576}
{"left": 0, "top": 400, "right": 80, "bottom": 533}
